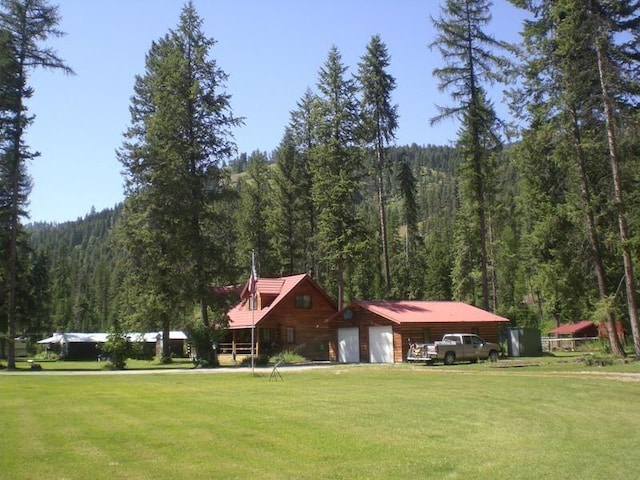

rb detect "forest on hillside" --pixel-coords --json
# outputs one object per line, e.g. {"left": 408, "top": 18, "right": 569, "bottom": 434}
{"left": 2, "top": 0, "right": 640, "bottom": 364}
{"left": 25, "top": 144, "right": 462, "bottom": 335}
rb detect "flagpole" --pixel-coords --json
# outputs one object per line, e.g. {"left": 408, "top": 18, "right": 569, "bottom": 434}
{"left": 251, "top": 300, "right": 255, "bottom": 376}
{"left": 251, "top": 250, "right": 256, "bottom": 376}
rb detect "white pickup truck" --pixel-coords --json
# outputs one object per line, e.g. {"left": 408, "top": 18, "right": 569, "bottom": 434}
{"left": 407, "top": 333, "right": 500, "bottom": 365}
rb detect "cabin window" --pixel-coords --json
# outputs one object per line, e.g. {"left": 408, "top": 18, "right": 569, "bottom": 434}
{"left": 295, "top": 294, "right": 312, "bottom": 309}
{"left": 286, "top": 327, "right": 295, "bottom": 343}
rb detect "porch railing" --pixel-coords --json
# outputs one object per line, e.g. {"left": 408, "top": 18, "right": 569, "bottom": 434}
{"left": 218, "top": 342, "right": 258, "bottom": 359}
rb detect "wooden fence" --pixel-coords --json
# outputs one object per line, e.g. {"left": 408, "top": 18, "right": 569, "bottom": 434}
{"left": 541, "top": 336, "right": 600, "bottom": 352}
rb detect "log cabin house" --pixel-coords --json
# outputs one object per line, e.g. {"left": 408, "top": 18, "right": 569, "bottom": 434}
{"left": 222, "top": 273, "right": 337, "bottom": 360}
{"left": 325, "top": 300, "right": 510, "bottom": 363}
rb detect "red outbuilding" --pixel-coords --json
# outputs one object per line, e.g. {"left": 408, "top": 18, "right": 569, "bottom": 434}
{"left": 548, "top": 320, "right": 599, "bottom": 339}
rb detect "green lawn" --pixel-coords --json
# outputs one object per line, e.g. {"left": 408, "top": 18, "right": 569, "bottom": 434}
{"left": 12, "top": 357, "right": 199, "bottom": 371}
{"left": 1, "top": 363, "right": 639, "bottom": 479}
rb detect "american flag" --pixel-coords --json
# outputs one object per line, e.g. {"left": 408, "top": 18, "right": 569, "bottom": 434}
{"left": 248, "top": 251, "right": 257, "bottom": 296}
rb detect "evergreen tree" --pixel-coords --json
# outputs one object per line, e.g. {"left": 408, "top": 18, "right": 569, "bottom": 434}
{"left": 22, "top": 248, "right": 50, "bottom": 337}
{"left": 312, "top": 46, "right": 365, "bottom": 309}
{"left": 348, "top": 204, "right": 383, "bottom": 301}
{"left": 28, "top": 207, "right": 123, "bottom": 333}
{"left": 397, "top": 159, "right": 419, "bottom": 254}
{"left": 430, "top": 0, "right": 513, "bottom": 311}
{"left": 117, "top": 1, "right": 241, "bottom": 361}
{"left": 288, "top": 89, "right": 320, "bottom": 277}
{"left": 587, "top": 0, "right": 640, "bottom": 357}
{"left": 0, "top": 29, "right": 17, "bottom": 146}
{"left": 395, "top": 158, "right": 424, "bottom": 298}
{"left": 356, "top": 34, "right": 398, "bottom": 295}
{"left": 269, "top": 130, "right": 309, "bottom": 275}
{"left": 0, "top": 0, "right": 72, "bottom": 368}
{"left": 422, "top": 227, "right": 453, "bottom": 301}
{"left": 511, "top": 0, "right": 628, "bottom": 356}
{"left": 236, "top": 150, "right": 273, "bottom": 275}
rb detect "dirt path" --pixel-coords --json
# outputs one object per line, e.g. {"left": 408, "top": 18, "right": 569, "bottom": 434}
{"left": 558, "top": 371, "right": 640, "bottom": 382}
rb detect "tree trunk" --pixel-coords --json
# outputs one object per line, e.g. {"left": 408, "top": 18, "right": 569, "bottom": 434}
{"left": 200, "top": 298, "right": 209, "bottom": 327}
{"left": 570, "top": 108, "right": 626, "bottom": 357}
{"left": 488, "top": 218, "right": 498, "bottom": 312}
{"left": 6, "top": 74, "right": 24, "bottom": 370}
{"left": 595, "top": 36, "right": 640, "bottom": 358}
{"left": 162, "top": 318, "right": 171, "bottom": 363}
{"left": 376, "top": 136, "right": 391, "bottom": 294}
{"left": 6, "top": 220, "right": 17, "bottom": 369}
{"left": 477, "top": 192, "right": 490, "bottom": 312}
{"left": 337, "top": 257, "right": 344, "bottom": 311}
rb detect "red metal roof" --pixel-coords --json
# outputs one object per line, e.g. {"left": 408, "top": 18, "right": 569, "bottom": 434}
{"left": 548, "top": 320, "right": 595, "bottom": 335}
{"left": 348, "top": 301, "right": 510, "bottom": 324}
{"left": 228, "top": 273, "right": 334, "bottom": 329}
{"left": 253, "top": 278, "right": 285, "bottom": 295}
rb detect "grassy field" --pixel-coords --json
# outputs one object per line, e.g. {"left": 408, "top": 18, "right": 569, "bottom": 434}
{"left": 10, "top": 353, "right": 252, "bottom": 370}
{"left": 1, "top": 361, "right": 639, "bottom": 479}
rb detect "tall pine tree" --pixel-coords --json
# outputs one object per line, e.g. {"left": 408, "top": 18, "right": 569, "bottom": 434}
{"left": 117, "top": 1, "right": 241, "bottom": 361}
{"left": 289, "top": 89, "right": 320, "bottom": 277}
{"left": 0, "top": 0, "right": 72, "bottom": 368}
{"left": 511, "top": 0, "right": 629, "bottom": 356}
{"left": 236, "top": 150, "right": 272, "bottom": 275}
{"left": 312, "top": 46, "right": 365, "bottom": 309}
{"left": 588, "top": 0, "right": 640, "bottom": 357}
{"left": 356, "top": 34, "right": 398, "bottom": 295}
{"left": 430, "top": 0, "right": 513, "bottom": 311}
{"left": 269, "top": 130, "right": 309, "bottom": 275}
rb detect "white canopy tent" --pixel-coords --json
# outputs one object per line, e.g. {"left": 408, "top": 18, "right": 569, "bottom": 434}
{"left": 37, "top": 331, "right": 187, "bottom": 345}
{"left": 37, "top": 331, "right": 188, "bottom": 360}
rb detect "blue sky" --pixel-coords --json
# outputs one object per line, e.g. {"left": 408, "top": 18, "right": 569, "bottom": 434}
{"left": 24, "top": 0, "right": 527, "bottom": 224}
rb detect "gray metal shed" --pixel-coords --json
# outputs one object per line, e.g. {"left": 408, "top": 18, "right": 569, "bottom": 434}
{"left": 507, "top": 327, "right": 542, "bottom": 357}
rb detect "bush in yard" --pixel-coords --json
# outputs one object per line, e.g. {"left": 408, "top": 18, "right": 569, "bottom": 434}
{"left": 581, "top": 353, "right": 615, "bottom": 367}
{"left": 240, "top": 354, "right": 270, "bottom": 367}
{"left": 101, "top": 330, "right": 131, "bottom": 370}
{"left": 271, "top": 351, "right": 306, "bottom": 364}
{"left": 34, "top": 351, "right": 58, "bottom": 361}
{"left": 184, "top": 304, "right": 230, "bottom": 368}
{"left": 129, "top": 340, "right": 153, "bottom": 361}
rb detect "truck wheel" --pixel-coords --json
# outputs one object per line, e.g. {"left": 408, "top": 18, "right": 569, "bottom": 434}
{"left": 444, "top": 351, "right": 456, "bottom": 365}
{"left": 489, "top": 350, "right": 498, "bottom": 363}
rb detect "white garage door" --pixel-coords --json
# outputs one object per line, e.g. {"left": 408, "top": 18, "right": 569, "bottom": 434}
{"left": 338, "top": 327, "right": 359, "bottom": 363}
{"left": 369, "top": 326, "right": 394, "bottom": 363}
